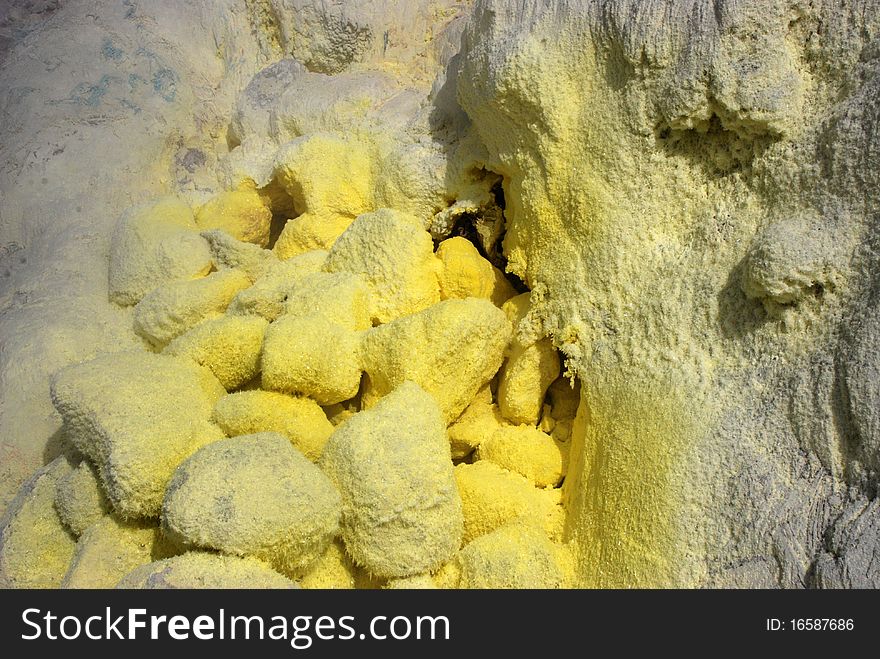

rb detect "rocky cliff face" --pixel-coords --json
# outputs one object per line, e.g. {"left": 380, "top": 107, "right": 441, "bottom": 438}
{"left": 1, "top": 0, "right": 879, "bottom": 588}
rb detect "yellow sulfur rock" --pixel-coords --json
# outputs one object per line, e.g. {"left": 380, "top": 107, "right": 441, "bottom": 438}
{"left": 360, "top": 298, "right": 511, "bottom": 423}
{"left": 476, "top": 426, "right": 569, "bottom": 488}
{"left": 299, "top": 540, "right": 358, "bottom": 589}
{"left": 162, "top": 433, "right": 341, "bottom": 578}
{"left": 164, "top": 315, "right": 269, "bottom": 390}
{"left": 283, "top": 271, "right": 372, "bottom": 331}
{"left": 431, "top": 561, "right": 462, "bottom": 589}
{"left": 385, "top": 574, "right": 437, "bottom": 589}
{"left": 262, "top": 314, "right": 362, "bottom": 405}
{"left": 227, "top": 250, "right": 328, "bottom": 321}
{"left": 201, "top": 229, "right": 278, "bottom": 281}
{"left": 274, "top": 212, "right": 355, "bottom": 259}
{"left": 456, "top": 522, "right": 572, "bottom": 589}
{"left": 447, "top": 383, "right": 507, "bottom": 459}
{"left": 195, "top": 183, "right": 273, "bottom": 247}
{"left": 454, "top": 461, "right": 562, "bottom": 544}
{"left": 435, "top": 237, "right": 516, "bottom": 306}
{"left": 117, "top": 552, "right": 298, "bottom": 589}
{"left": 273, "top": 133, "right": 374, "bottom": 224}
{"left": 325, "top": 208, "right": 441, "bottom": 324}
{"left": 108, "top": 196, "right": 213, "bottom": 306}
{"left": 54, "top": 459, "right": 111, "bottom": 537}
{"left": 61, "top": 516, "right": 165, "bottom": 589}
{"left": 0, "top": 458, "right": 77, "bottom": 588}
{"left": 133, "top": 269, "right": 252, "bottom": 348}
{"left": 497, "top": 293, "right": 561, "bottom": 425}
{"left": 319, "top": 382, "right": 463, "bottom": 578}
{"left": 212, "top": 390, "right": 334, "bottom": 462}
{"left": 50, "top": 352, "right": 227, "bottom": 518}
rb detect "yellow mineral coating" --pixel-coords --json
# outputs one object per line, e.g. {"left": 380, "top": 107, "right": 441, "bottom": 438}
{"left": 133, "top": 269, "right": 252, "bottom": 348}
{"left": 108, "top": 196, "right": 213, "bottom": 306}
{"left": 161, "top": 433, "right": 341, "bottom": 578}
{"left": 273, "top": 133, "right": 374, "bottom": 225}
{"left": 61, "top": 516, "right": 166, "bottom": 589}
{"left": 360, "top": 298, "right": 511, "bottom": 423}
{"left": 283, "top": 271, "right": 372, "bottom": 331}
{"left": 299, "top": 540, "right": 358, "bottom": 589}
{"left": 54, "top": 459, "right": 111, "bottom": 537}
{"left": 497, "top": 292, "right": 560, "bottom": 425}
{"left": 116, "top": 552, "right": 298, "bottom": 589}
{"left": 431, "top": 560, "right": 462, "bottom": 589}
{"left": 0, "top": 458, "right": 76, "bottom": 588}
{"left": 564, "top": 372, "right": 705, "bottom": 587}
{"left": 324, "top": 208, "right": 441, "bottom": 324}
{"left": 50, "top": 352, "right": 227, "bottom": 518}
{"left": 321, "top": 403, "right": 357, "bottom": 427}
{"left": 164, "top": 315, "right": 269, "bottom": 390}
{"left": 547, "top": 376, "right": 581, "bottom": 421}
{"left": 273, "top": 212, "right": 356, "bottom": 259}
{"left": 476, "top": 426, "right": 568, "bottom": 488}
{"left": 385, "top": 574, "right": 437, "bottom": 589}
{"left": 446, "top": 383, "right": 506, "bottom": 459}
{"left": 195, "top": 182, "right": 273, "bottom": 247}
{"left": 455, "top": 522, "right": 572, "bottom": 589}
{"left": 202, "top": 229, "right": 278, "bottom": 281}
{"left": 454, "top": 461, "right": 562, "bottom": 544}
{"left": 227, "top": 249, "right": 328, "bottom": 320}
{"left": 212, "top": 390, "right": 334, "bottom": 462}
{"left": 262, "top": 314, "right": 363, "bottom": 405}
{"left": 435, "top": 236, "right": 516, "bottom": 306}
{"left": 319, "top": 381, "right": 463, "bottom": 578}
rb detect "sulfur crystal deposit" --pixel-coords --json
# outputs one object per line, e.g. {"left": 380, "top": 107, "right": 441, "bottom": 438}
{"left": 2, "top": 0, "right": 880, "bottom": 589}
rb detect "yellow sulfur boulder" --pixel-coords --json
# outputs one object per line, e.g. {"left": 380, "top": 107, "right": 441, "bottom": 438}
{"left": 283, "top": 271, "right": 372, "bottom": 331}
{"left": 456, "top": 522, "right": 572, "bottom": 589}
{"left": 54, "top": 459, "right": 111, "bottom": 537}
{"left": 117, "top": 552, "right": 298, "bottom": 589}
{"left": 227, "top": 250, "right": 328, "bottom": 321}
{"left": 262, "top": 314, "right": 362, "bottom": 405}
{"left": 497, "top": 293, "right": 561, "bottom": 426}
{"left": 108, "top": 196, "right": 213, "bottom": 306}
{"left": 435, "top": 237, "right": 516, "bottom": 306}
{"left": 133, "top": 269, "right": 252, "bottom": 348}
{"left": 273, "top": 133, "right": 374, "bottom": 224}
{"left": 61, "top": 516, "right": 166, "bottom": 589}
{"left": 274, "top": 212, "right": 355, "bottom": 259}
{"left": 194, "top": 183, "right": 273, "bottom": 247}
{"left": 446, "top": 383, "right": 506, "bottom": 459}
{"left": 164, "top": 315, "right": 268, "bottom": 390}
{"left": 0, "top": 458, "right": 77, "bottom": 588}
{"left": 325, "top": 208, "right": 441, "bottom": 324}
{"left": 360, "top": 298, "right": 511, "bottom": 423}
{"left": 212, "top": 390, "right": 334, "bottom": 462}
{"left": 319, "top": 382, "right": 463, "bottom": 578}
{"left": 50, "top": 352, "right": 227, "bottom": 518}
{"left": 454, "top": 461, "right": 563, "bottom": 544}
{"left": 201, "top": 229, "right": 278, "bottom": 281}
{"left": 161, "top": 433, "right": 341, "bottom": 578}
{"left": 476, "top": 426, "right": 569, "bottom": 488}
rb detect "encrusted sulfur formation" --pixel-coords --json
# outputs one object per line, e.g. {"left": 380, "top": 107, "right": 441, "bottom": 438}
{"left": 50, "top": 352, "right": 226, "bottom": 518}
{"left": 435, "top": 237, "right": 516, "bottom": 307}
{"left": 283, "top": 271, "right": 372, "bottom": 331}
{"left": 0, "top": 459, "right": 77, "bottom": 588}
{"left": 212, "top": 390, "right": 334, "bottom": 462}
{"left": 108, "top": 196, "right": 212, "bottom": 306}
{"left": 446, "top": 383, "right": 506, "bottom": 459}
{"left": 262, "top": 313, "right": 362, "bottom": 405}
{"left": 164, "top": 315, "right": 269, "bottom": 390}
{"left": 62, "top": 516, "right": 165, "bottom": 589}
{"left": 133, "top": 269, "right": 252, "bottom": 348}
{"left": 325, "top": 208, "right": 441, "bottom": 324}
{"left": 320, "top": 382, "right": 463, "bottom": 578}
{"left": 361, "top": 298, "right": 511, "bottom": 422}
{"left": 54, "top": 459, "right": 111, "bottom": 537}
{"left": 476, "top": 426, "right": 569, "bottom": 488}
{"left": 194, "top": 183, "right": 273, "bottom": 248}
{"left": 161, "top": 433, "right": 342, "bottom": 578}
{"left": 116, "top": 552, "right": 298, "bottom": 589}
